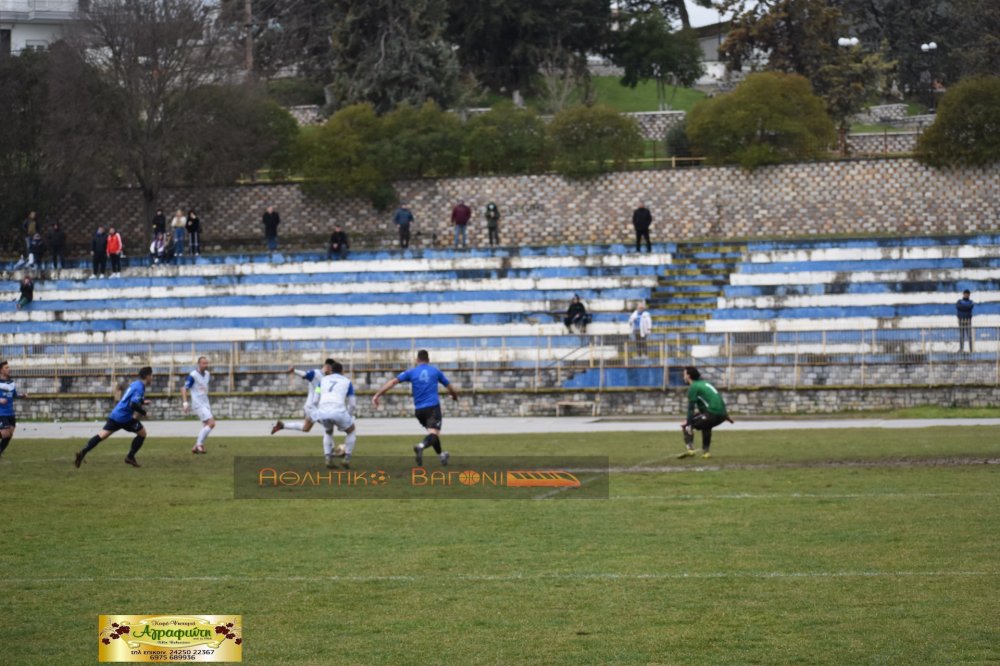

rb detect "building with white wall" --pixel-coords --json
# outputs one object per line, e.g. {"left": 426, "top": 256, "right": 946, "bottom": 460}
{"left": 0, "top": 0, "right": 77, "bottom": 57}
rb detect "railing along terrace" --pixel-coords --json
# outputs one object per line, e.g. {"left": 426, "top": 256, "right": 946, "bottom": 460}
{"left": 2, "top": 327, "right": 998, "bottom": 393}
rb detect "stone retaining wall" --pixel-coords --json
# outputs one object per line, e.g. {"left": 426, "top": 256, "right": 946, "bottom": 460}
{"left": 16, "top": 386, "right": 1000, "bottom": 421}
{"left": 846, "top": 132, "right": 919, "bottom": 155}
{"left": 45, "top": 159, "right": 1000, "bottom": 254}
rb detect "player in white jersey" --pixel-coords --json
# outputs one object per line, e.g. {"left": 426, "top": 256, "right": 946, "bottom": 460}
{"left": 182, "top": 356, "right": 215, "bottom": 454}
{"left": 311, "top": 360, "right": 358, "bottom": 468}
{"left": 270, "top": 363, "right": 327, "bottom": 435}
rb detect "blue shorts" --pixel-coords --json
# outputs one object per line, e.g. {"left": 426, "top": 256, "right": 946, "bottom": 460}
{"left": 102, "top": 418, "right": 143, "bottom": 434}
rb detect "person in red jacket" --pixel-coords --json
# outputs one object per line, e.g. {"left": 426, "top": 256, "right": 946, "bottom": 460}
{"left": 106, "top": 227, "right": 124, "bottom": 277}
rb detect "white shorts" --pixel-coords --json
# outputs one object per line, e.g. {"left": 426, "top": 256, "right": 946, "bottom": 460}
{"left": 304, "top": 400, "right": 318, "bottom": 419}
{"left": 311, "top": 408, "right": 354, "bottom": 432}
{"left": 193, "top": 403, "right": 213, "bottom": 422}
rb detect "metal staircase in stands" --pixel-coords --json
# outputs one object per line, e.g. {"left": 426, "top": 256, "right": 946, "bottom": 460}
{"left": 648, "top": 241, "right": 746, "bottom": 357}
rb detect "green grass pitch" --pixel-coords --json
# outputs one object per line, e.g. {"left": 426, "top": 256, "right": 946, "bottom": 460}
{"left": 1, "top": 426, "right": 997, "bottom": 664}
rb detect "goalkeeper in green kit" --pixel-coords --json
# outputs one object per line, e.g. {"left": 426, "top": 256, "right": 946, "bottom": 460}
{"left": 678, "top": 366, "right": 732, "bottom": 460}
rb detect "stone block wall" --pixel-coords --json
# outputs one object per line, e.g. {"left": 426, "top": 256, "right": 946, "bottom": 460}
{"left": 628, "top": 111, "right": 686, "bottom": 141}
{"left": 854, "top": 104, "right": 908, "bottom": 124}
{"left": 846, "top": 132, "right": 918, "bottom": 155}
{"left": 45, "top": 159, "right": 1000, "bottom": 255}
{"left": 17, "top": 385, "right": 1000, "bottom": 422}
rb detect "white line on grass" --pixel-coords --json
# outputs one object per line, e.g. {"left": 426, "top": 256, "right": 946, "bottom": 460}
{"left": 610, "top": 492, "right": 999, "bottom": 501}
{"left": 1, "top": 571, "right": 996, "bottom": 586}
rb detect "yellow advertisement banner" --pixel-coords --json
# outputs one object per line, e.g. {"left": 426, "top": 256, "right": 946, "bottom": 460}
{"left": 98, "top": 615, "right": 242, "bottom": 662}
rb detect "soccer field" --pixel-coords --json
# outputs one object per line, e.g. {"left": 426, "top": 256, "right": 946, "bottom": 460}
{"left": 1, "top": 426, "right": 998, "bottom": 665}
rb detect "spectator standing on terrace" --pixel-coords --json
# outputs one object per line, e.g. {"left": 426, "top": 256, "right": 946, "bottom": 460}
{"left": 564, "top": 295, "right": 592, "bottom": 334}
{"left": 46, "top": 223, "right": 66, "bottom": 270}
{"left": 28, "top": 233, "right": 45, "bottom": 268}
{"left": 152, "top": 208, "right": 167, "bottom": 238}
{"left": 632, "top": 201, "right": 652, "bottom": 253}
{"left": 170, "top": 209, "right": 186, "bottom": 257}
{"left": 628, "top": 302, "right": 652, "bottom": 356}
{"left": 451, "top": 198, "right": 472, "bottom": 248}
{"left": 262, "top": 206, "right": 280, "bottom": 251}
{"left": 485, "top": 202, "right": 501, "bottom": 247}
{"left": 91, "top": 225, "right": 108, "bottom": 279}
{"left": 15, "top": 277, "right": 33, "bottom": 310}
{"left": 106, "top": 226, "right": 124, "bottom": 278}
{"left": 393, "top": 202, "right": 413, "bottom": 249}
{"left": 328, "top": 224, "right": 349, "bottom": 260}
{"left": 957, "top": 289, "right": 975, "bottom": 353}
{"left": 21, "top": 211, "right": 37, "bottom": 255}
{"left": 186, "top": 209, "right": 202, "bottom": 256}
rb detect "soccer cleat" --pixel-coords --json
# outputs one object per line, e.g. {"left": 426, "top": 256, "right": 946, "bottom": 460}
{"left": 440, "top": 451, "right": 450, "bottom": 466}
{"left": 701, "top": 452, "right": 712, "bottom": 459}
{"left": 192, "top": 445, "right": 206, "bottom": 454}
{"left": 270, "top": 421, "right": 284, "bottom": 435}
{"left": 413, "top": 443, "right": 424, "bottom": 467}
{"left": 340, "top": 460, "right": 350, "bottom": 469}
{"left": 677, "top": 449, "right": 696, "bottom": 459}
{"left": 325, "top": 455, "right": 336, "bottom": 469}
{"left": 124, "top": 457, "right": 141, "bottom": 467}
{"left": 74, "top": 450, "right": 85, "bottom": 468}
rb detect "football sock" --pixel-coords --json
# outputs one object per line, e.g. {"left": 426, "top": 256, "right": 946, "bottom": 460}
{"left": 127, "top": 435, "right": 145, "bottom": 459}
{"left": 81, "top": 435, "right": 102, "bottom": 456}
{"left": 322, "top": 430, "right": 334, "bottom": 456}
{"left": 285, "top": 421, "right": 305, "bottom": 431}
{"left": 0, "top": 437, "right": 11, "bottom": 454}
{"left": 344, "top": 432, "right": 357, "bottom": 457}
{"left": 196, "top": 425, "right": 212, "bottom": 446}
{"left": 702, "top": 429, "right": 712, "bottom": 452}
{"left": 422, "top": 434, "right": 441, "bottom": 454}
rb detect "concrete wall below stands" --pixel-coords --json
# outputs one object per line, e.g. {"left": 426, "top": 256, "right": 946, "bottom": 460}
{"left": 17, "top": 386, "right": 1000, "bottom": 421}
{"left": 46, "top": 159, "right": 1000, "bottom": 254}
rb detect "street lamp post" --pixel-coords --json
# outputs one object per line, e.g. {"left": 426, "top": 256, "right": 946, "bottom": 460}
{"left": 836, "top": 37, "right": 860, "bottom": 156}
{"left": 920, "top": 42, "right": 938, "bottom": 112}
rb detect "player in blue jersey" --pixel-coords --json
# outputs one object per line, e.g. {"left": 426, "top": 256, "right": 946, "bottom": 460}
{"left": 0, "top": 361, "right": 28, "bottom": 459}
{"left": 372, "top": 349, "right": 458, "bottom": 466}
{"left": 75, "top": 366, "right": 153, "bottom": 468}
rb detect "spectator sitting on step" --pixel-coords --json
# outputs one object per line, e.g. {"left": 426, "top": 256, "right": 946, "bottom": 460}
{"left": 328, "top": 224, "right": 350, "bottom": 260}
{"left": 16, "top": 276, "right": 33, "bottom": 311}
{"left": 149, "top": 232, "right": 175, "bottom": 265}
{"left": 564, "top": 295, "right": 592, "bottom": 334}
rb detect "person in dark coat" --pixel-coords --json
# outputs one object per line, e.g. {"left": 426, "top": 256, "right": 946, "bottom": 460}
{"left": 46, "top": 223, "right": 66, "bottom": 270}
{"left": 564, "top": 295, "right": 592, "bottom": 334}
{"left": 28, "top": 233, "right": 45, "bottom": 268}
{"left": 16, "top": 277, "right": 33, "bottom": 310}
{"left": 186, "top": 209, "right": 202, "bottom": 256}
{"left": 632, "top": 201, "right": 652, "bottom": 253}
{"left": 91, "top": 225, "right": 108, "bottom": 278}
{"left": 262, "top": 206, "right": 280, "bottom": 251}
{"left": 151, "top": 209, "right": 167, "bottom": 237}
{"left": 957, "top": 289, "right": 975, "bottom": 353}
{"left": 328, "top": 225, "right": 350, "bottom": 260}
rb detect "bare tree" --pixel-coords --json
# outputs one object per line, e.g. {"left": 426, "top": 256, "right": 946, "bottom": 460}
{"left": 45, "top": 0, "right": 270, "bottom": 222}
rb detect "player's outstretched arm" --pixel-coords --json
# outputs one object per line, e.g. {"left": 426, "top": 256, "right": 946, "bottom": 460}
{"left": 447, "top": 384, "right": 459, "bottom": 402}
{"left": 371, "top": 378, "right": 400, "bottom": 408}
{"left": 181, "top": 386, "right": 190, "bottom": 414}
